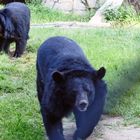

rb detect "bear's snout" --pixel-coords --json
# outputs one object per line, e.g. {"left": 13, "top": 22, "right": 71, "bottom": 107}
{"left": 76, "top": 91, "right": 89, "bottom": 111}
{"left": 78, "top": 100, "right": 89, "bottom": 111}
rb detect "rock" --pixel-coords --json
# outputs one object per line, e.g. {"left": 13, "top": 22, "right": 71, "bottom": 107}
{"left": 42, "top": 0, "right": 92, "bottom": 14}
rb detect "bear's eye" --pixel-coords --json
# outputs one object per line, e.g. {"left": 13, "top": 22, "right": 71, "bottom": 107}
{"left": 72, "top": 89, "right": 78, "bottom": 93}
{"left": 84, "top": 85, "right": 90, "bottom": 92}
{"left": 71, "top": 89, "right": 78, "bottom": 95}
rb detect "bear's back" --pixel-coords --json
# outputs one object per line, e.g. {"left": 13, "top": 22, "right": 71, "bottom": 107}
{"left": 37, "top": 36, "right": 87, "bottom": 67}
{"left": 38, "top": 36, "right": 84, "bottom": 57}
{"left": 6, "top": 2, "right": 27, "bottom": 9}
{"left": 37, "top": 36, "right": 92, "bottom": 82}
{"left": 5, "top": 2, "right": 30, "bottom": 18}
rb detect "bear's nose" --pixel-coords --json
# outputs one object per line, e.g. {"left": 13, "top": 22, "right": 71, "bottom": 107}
{"left": 78, "top": 100, "right": 88, "bottom": 111}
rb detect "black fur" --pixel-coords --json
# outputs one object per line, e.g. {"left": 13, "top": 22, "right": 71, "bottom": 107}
{"left": 0, "top": 2, "right": 30, "bottom": 57}
{"left": 0, "top": 0, "right": 25, "bottom": 5}
{"left": 36, "top": 36, "right": 107, "bottom": 140}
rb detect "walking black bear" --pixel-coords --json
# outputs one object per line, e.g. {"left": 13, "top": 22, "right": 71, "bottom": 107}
{"left": 36, "top": 36, "right": 107, "bottom": 140}
{"left": 0, "top": 2, "right": 30, "bottom": 57}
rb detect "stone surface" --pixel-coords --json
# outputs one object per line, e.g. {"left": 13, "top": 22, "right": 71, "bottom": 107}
{"left": 42, "top": 0, "right": 96, "bottom": 14}
{"left": 42, "top": 0, "right": 108, "bottom": 14}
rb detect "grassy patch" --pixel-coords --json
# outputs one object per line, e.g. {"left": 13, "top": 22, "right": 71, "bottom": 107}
{"left": 0, "top": 3, "right": 140, "bottom": 24}
{"left": 29, "top": 4, "right": 89, "bottom": 24}
{"left": 0, "top": 54, "right": 44, "bottom": 140}
{"left": 29, "top": 3, "right": 140, "bottom": 24}
{"left": 0, "top": 27, "right": 140, "bottom": 139}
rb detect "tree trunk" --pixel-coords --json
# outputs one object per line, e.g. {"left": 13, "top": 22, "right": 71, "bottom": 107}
{"left": 89, "top": 0, "right": 124, "bottom": 24}
{"left": 128, "top": 0, "right": 140, "bottom": 14}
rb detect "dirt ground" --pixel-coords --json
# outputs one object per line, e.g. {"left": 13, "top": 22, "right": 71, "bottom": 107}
{"left": 63, "top": 115, "right": 140, "bottom": 140}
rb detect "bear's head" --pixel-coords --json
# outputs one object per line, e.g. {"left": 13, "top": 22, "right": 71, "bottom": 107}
{"left": 52, "top": 67, "right": 106, "bottom": 112}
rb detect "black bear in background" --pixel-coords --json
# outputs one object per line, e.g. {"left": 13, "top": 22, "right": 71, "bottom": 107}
{"left": 36, "top": 36, "right": 107, "bottom": 140}
{"left": 0, "top": 0, "right": 25, "bottom": 5}
{"left": 0, "top": 2, "right": 30, "bottom": 57}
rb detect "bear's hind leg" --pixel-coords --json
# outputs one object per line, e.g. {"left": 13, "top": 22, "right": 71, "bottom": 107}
{"left": 0, "top": 39, "right": 10, "bottom": 53}
{"left": 3, "top": 41, "right": 10, "bottom": 54}
{"left": 14, "top": 39, "right": 27, "bottom": 57}
{"left": 0, "top": 38, "right": 4, "bottom": 52}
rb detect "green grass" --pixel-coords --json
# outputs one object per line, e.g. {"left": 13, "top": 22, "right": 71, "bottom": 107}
{"left": 0, "top": 54, "right": 44, "bottom": 140}
{"left": 29, "top": 4, "right": 90, "bottom": 24}
{"left": 1, "top": 27, "right": 140, "bottom": 139}
{"left": 29, "top": 4, "right": 140, "bottom": 24}
{"left": 0, "top": 3, "right": 140, "bottom": 24}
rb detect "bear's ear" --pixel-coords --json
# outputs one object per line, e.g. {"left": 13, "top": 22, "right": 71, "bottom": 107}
{"left": 96, "top": 67, "right": 106, "bottom": 79}
{"left": 52, "top": 71, "right": 65, "bottom": 83}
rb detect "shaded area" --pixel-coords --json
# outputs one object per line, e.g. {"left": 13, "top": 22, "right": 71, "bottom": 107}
{"left": 105, "top": 53, "right": 140, "bottom": 115}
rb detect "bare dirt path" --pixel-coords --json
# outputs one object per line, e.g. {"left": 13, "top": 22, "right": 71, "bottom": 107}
{"left": 31, "top": 22, "right": 111, "bottom": 28}
{"left": 31, "top": 21, "right": 140, "bottom": 29}
{"left": 63, "top": 115, "right": 140, "bottom": 140}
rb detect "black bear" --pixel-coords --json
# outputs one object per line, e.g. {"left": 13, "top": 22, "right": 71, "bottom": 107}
{"left": 36, "top": 36, "right": 107, "bottom": 140}
{"left": 0, "top": 2, "right": 30, "bottom": 57}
